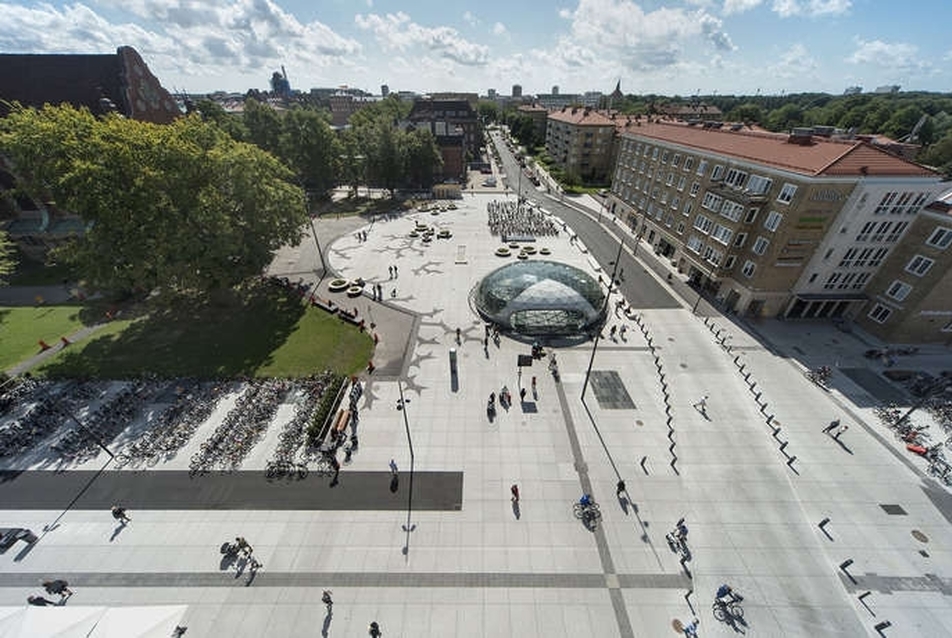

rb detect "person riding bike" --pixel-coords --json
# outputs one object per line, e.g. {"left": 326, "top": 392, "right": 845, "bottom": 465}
{"left": 715, "top": 583, "right": 739, "bottom": 604}
{"left": 579, "top": 493, "right": 593, "bottom": 508}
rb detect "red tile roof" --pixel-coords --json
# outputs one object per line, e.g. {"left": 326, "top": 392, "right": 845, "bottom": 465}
{"left": 619, "top": 121, "right": 937, "bottom": 178}
{"left": 548, "top": 108, "right": 614, "bottom": 126}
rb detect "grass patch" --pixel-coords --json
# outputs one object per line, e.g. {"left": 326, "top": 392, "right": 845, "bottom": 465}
{"left": 0, "top": 305, "right": 96, "bottom": 371}
{"left": 35, "top": 282, "right": 373, "bottom": 379}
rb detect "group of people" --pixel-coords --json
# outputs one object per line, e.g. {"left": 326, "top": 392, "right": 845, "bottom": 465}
{"left": 486, "top": 199, "right": 559, "bottom": 237}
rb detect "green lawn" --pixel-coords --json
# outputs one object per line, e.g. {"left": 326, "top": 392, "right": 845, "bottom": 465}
{"left": 32, "top": 283, "right": 373, "bottom": 379}
{"left": 0, "top": 305, "right": 95, "bottom": 371}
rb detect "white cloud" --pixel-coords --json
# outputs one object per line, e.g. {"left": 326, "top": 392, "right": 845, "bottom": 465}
{"left": 768, "top": 43, "right": 818, "bottom": 79}
{"left": 463, "top": 11, "right": 478, "bottom": 27}
{"left": 492, "top": 22, "right": 507, "bottom": 36}
{"left": 723, "top": 0, "right": 763, "bottom": 15}
{"left": 355, "top": 12, "right": 490, "bottom": 66}
{"left": 847, "top": 38, "right": 922, "bottom": 70}
{"left": 771, "top": 0, "right": 851, "bottom": 18}
{"left": 559, "top": 0, "right": 735, "bottom": 73}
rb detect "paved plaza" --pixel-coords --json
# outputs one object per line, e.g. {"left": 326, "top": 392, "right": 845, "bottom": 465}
{"left": 1, "top": 192, "right": 951, "bottom": 637}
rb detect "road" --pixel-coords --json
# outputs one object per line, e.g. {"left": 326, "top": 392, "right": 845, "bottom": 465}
{"left": 489, "top": 130, "right": 681, "bottom": 311}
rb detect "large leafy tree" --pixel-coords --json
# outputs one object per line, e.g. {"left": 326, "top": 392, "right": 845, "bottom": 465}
{"left": 279, "top": 108, "right": 341, "bottom": 195}
{"left": 0, "top": 104, "right": 305, "bottom": 295}
{"left": 0, "top": 230, "right": 15, "bottom": 283}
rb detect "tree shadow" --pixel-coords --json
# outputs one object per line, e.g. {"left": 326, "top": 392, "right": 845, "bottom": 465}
{"left": 40, "top": 282, "right": 306, "bottom": 378}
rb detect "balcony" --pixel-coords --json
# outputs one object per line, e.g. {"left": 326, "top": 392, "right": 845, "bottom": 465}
{"left": 707, "top": 182, "right": 768, "bottom": 205}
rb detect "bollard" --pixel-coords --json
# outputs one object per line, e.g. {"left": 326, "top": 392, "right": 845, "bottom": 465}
{"left": 873, "top": 621, "right": 891, "bottom": 632}
{"left": 786, "top": 455, "right": 797, "bottom": 468}
{"left": 766, "top": 414, "right": 774, "bottom": 425}
{"left": 779, "top": 440, "right": 788, "bottom": 453}
{"left": 640, "top": 456, "right": 649, "bottom": 474}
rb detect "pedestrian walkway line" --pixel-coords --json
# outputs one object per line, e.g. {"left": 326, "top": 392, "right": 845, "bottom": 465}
{"left": 0, "top": 570, "right": 691, "bottom": 590}
{"left": 554, "top": 379, "right": 635, "bottom": 638}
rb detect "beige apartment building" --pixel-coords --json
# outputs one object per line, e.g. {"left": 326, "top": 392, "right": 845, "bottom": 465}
{"left": 854, "top": 195, "right": 952, "bottom": 343}
{"left": 545, "top": 107, "right": 616, "bottom": 182}
{"left": 606, "top": 122, "right": 944, "bottom": 319}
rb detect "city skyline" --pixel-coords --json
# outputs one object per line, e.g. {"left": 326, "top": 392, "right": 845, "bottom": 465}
{"left": 1, "top": 0, "right": 950, "bottom": 96}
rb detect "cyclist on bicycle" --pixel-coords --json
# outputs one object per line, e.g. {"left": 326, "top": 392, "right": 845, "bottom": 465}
{"left": 715, "top": 583, "right": 739, "bottom": 604}
{"left": 579, "top": 493, "right": 593, "bottom": 508}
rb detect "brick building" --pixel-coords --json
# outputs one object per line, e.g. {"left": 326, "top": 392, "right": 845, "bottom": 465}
{"left": 406, "top": 98, "right": 479, "bottom": 182}
{"left": 607, "top": 122, "right": 944, "bottom": 319}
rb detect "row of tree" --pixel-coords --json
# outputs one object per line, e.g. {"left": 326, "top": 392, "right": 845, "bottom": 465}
{"left": 196, "top": 96, "right": 443, "bottom": 197}
{"left": 484, "top": 91, "right": 952, "bottom": 177}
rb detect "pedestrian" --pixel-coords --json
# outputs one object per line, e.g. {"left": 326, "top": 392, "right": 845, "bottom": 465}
{"left": 367, "top": 360, "right": 375, "bottom": 373}
{"left": 111, "top": 504, "right": 131, "bottom": 524}
{"left": 610, "top": 325, "right": 617, "bottom": 339}
{"left": 833, "top": 424, "right": 849, "bottom": 440}
{"left": 28, "top": 595, "right": 56, "bottom": 606}
{"left": 391, "top": 288, "right": 396, "bottom": 298}
{"left": 822, "top": 419, "right": 840, "bottom": 435}
{"left": 520, "top": 387, "right": 527, "bottom": 401}
{"left": 616, "top": 479, "right": 626, "bottom": 495}
{"left": 510, "top": 484, "right": 520, "bottom": 502}
{"left": 682, "top": 618, "right": 699, "bottom": 637}
{"left": 43, "top": 579, "right": 72, "bottom": 598}
{"left": 322, "top": 589, "right": 333, "bottom": 611}
{"left": 373, "top": 332, "right": 379, "bottom": 345}
{"left": 531, "top": 376, "right": 537, "bottom": 395}
{"left": 693, "top": 395, "right": 709, "bottom": 413}
{"left": 331, "top": 455, "right": 341, "bottom": 481}
{"left": 394, "top": 265, "right": 398, "bottom": 278}
{"left": 389, "top": 459, "right": 398, "bottom": 476}
{"left": 235, "top": 536, "right": 252, "bottom": 557}
{"left": 388, "top": 265, "right": 393, "bottom": 279}
{"left": 369, "top": 621, "right": 382, "bottom": 637}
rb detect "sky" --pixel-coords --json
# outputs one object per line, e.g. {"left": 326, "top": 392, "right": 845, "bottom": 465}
{"left": 2, "top": 0, "right": 951, "bottom": 97}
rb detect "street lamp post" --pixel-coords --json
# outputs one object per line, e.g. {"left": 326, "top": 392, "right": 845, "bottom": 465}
{"left": 581, "top": 236, "right": 626, "bottom": 401}
{"left": 303, "top": 191, "right": 327, "bottom": 274}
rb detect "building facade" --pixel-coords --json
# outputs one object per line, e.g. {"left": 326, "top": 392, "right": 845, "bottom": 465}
{"left": 517, "top": 104, "right": 549, "bottom": 142}
{"left": 853, "top": 195, "right": 952, "bottom": 343}
{"left": 607, "top": 122, "right": 943, "bottom": 319}
{"left": 406, "top": 98, "right": 479, "bottom": 182}
{"left": 545, "top": 107, "right": 616, "bottom": 182}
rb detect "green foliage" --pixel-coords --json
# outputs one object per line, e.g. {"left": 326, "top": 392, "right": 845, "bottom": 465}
{"left": 194, "top": 99, "right": 248, "bottom": 141}
{"left": 306, "top": 373, "right": 346, "bottom": 446}
{"left": 279, "top": 107, "right": 341, "bottom": 194}
{"left": 476, "top": 99, "right": 499, "bottom": 122}
{"left": 0, "top": 230, "right": 15, "bottom": 284}
{"left": 0, "top": 104, "right": 306, "bottom": 295}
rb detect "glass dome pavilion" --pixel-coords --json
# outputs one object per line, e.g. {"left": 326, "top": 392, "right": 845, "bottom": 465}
{"left": 473, "top": 260, "right": 606, "bottom": 335}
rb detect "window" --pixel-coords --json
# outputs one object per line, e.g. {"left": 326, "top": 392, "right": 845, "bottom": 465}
{"left": 652, "top": 147, "right": 659, "bottom": 160}
{"left": 746, "top": 174, "right": 772, "bottom": 195}
{"left": 696, "top": 159, "right": 709, "bottom": 176}
{"left": 661, "top": 150, "right": 670, "bottom": 163}
{"left": 744, "top": 208, "right": 758, "bottom": 224}
{"left": 702, "top": 245, "right": 722, "bottom": 266}
{"left": 720, "top": 201, "right": 745, "bottom": 222}
{"left": 702, "top": 192, "right": 724, "bottom": 212}
{"left": 926, "top": 227, "right": 952, "bottom": 249}
{"left": 874, "top": 192, "right": 896, "bottom": 215}
{"left": 852, "top": 272, "right": 871, "bottom": 289}
{"left": 905, "top": 254, "right": 935, "bottom": 277}
{"left": 733, "top": 232, "right": 747, "bottom": 248}
{"left": 676, "top": 221, "right": 685, "bottom": 235}
{"left": 712, "top": 224, "right": 733, "bottom": 245}
{"left": 838, "top": 248, "right": 858, "bottom": 268}
{"left": 764, "top": 211, "right": 783, "bottom": 232}
{"left": 665, "top": 172, "right": 675, "bottom": 186}
{"left": 690, "top": 182, "right": 701, "bottom": 197}
{"left": 682, "top": 201, "right": 693, "bottom": 216}
{"left": 725, "top": 168, "right": 748, "bottom": 188}
{"left": 823, "top": 273, "right": 841, "bottom": 290}
{"left": 671, "top": 195, "right": 681, "bottom": 210}
{"left": 752, "top": 236, "right": 770, "bottom": 255}
{"left": 677, "top": 176, "right": 686, "bottom": 192}
{"left": 683, "top": 157, "right": 695, "bottom": 172}
{"left": 711, "top": 165, "right": 725, "bottom": 181}
{"left": 777, "top": 183, "right": 798, "bottom": 204}
{"left": 885, "top": 221, "right": 909, "bottom": 243}
{"left": 855, "top": 221, "right": 876, "bottom": 242}
{"left": 665, "top": 214, "right": 674, "bottom": 228}
{"left": 723, "top": 255, "right": 736, "bottom": 270}
{"left": 886, "top": 280, "right": 912, "bottom": 302}
{"left": 808, "top": 273, "right": 818, "bottom": 283}
{"left": 686, "top": 235, "right": 704, "bottom": 253}
{"left": 694, "top": 214, "right": 714, "bottom": 234}
{"left": 868, "top": 303, "right": 892, "bottom": 324}
{"left": 742, "top": 260, "right": 756, "bottom": 278}
{"left": 837, "top": 272, "right": 858, "bottom": 289}
{"left": 671, "top": 154, "right": 681, "bottom": 168}
{"left": 871, "top": 221, "right": 891, "bottom": 242}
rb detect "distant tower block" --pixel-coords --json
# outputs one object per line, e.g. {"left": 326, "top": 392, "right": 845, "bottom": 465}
{"left": 381, "top": 84, "right": 389, "bottom": 97}
{"left": 512, "top": 84, "right": 522, "bottom": 98}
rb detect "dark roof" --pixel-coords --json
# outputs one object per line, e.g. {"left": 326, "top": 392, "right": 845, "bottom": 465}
{"left": 0, "top": 46, "right": 180, "bottom": 124}
{"left": 0, "top": 53, "right": 126, "bottom": 117}
{"left": 408, "top": 99, "right": 476, "bottom": 120}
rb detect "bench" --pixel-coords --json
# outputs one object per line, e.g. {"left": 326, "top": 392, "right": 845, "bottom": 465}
{"left": 311, "top": 296, "right": 338, "bottom": 314}
{"left": 0, "top": 528, "right": 37, "bottom": 552}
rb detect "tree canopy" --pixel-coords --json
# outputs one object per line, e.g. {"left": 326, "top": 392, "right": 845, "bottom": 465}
{"left": 0, "top": 230, "right": 15, "bottom": 284}
{"left": 0, "top": 104, "right": 306, "bottom": 295}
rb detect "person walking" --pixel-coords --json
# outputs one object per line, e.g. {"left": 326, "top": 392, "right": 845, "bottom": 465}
{"left": 235, "top": 537, "right": 252, "bottom": 557}
{"left": 389, "top": 459, "right": 398, "bottom": 476}
{"left": 822, "top": 419, "right": 840, "bottom": 435}
{"left": 692, "top": 395, "right": 709, "bottom": 415}
{"left": 42, "top": 579, "right": 72, "bottom": 599}
{"left": 322, "top": 589, "right": 333, "bottom": 612}
{"left": 520, "top": 387, "right": 527, "bottom": 402}
{"left": 833, "top": 423, "right": 849, "bottom": 440}
{"left": 510, "top": 484, "right": 520, "bottom": 503}
{"left": 616, "top": 479, "right": 626, "bottom": 496}
{"left": 111, "top": 504, "right": 131, "bottom": 524}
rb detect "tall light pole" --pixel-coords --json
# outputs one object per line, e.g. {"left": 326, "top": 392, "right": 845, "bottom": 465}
{"left": 581, "top": 235, "right": 626, "bottom": 401}
{"left": 303, "top": 190, "right": 327, "bottom": 274}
